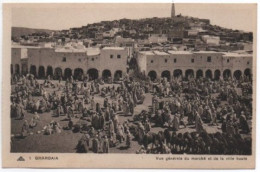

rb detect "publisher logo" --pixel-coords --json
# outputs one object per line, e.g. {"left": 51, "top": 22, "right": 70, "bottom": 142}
{"left": 17, "top": 156, "right": 25, "bottom": 161}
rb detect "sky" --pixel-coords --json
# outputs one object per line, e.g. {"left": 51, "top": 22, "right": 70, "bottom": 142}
{"left": 11, "top": 3, "right": 256, "bottom": 32}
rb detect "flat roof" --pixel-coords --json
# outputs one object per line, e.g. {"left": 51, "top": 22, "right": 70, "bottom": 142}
{"left": 86, "top": 48, "right": 100, "bottom": 56}
{"left": 223, "top": 52, "right": 252, "bottom": 57}
{"left": 102, "top": 47, "right": 125, "bottom": 50}
{"left": 168, "top": 51, "right": 192, "bottom": 55}
{"left": 193, "top": 51, "right": 223, "bottom": 54}
{"left": 140, "top": 50, "right": 225, "bottom": 55}
{"left": 139, "top": 51, "right": 155, "bottom": 55}
{"left": 12, "top": 45, "right": 41, "bottom": 49}
{"left": 55, "top": 48, "right": 87, "bottom": 53}
{"left": 153, "top": 51, "right": 169, "bottom": 55}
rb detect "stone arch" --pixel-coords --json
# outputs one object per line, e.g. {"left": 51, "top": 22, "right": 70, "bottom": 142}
{"left": 148, "top": 70, "right": 157, "bottom": 81}
{"left": 88, "top": 68, "right": 99, "bottom": 80}
{"left": 173, "top": 69, "right": 182, "bottom": 78}
{"left": 74, "top": 68, "right": 84, "bottom": 81}
{"left": 244, "top": 68, "right": 251, "bottom": 77}
{"left": 30, "top": 65, "right": 37, "bottom": 77}
{"left": 102, "top": 69, "right": 112, "bottom": 81}
{"left": 15, "top": 64, "right": 20, "bottom": 74}
{"left": 64, "top": 68, "right": 72, "bottom": 80}
{"left": 233, "top": 70, "right": 242, "bottom": 80}
{"left": 38, "top": 66, "right": 45, "bottom": 79}
{"left": 54, "top": 67, "right": 62, "bottom": 80}
{"left": 161, "top": 70, "right": 171, "bottom": 81}
{"left": 244, "top": 68, "right": 251, "bottom": 80}
{"left": 205, "top": 69, "right": 213, "bottom": 80}
{"left": 46, "top": 66, "right": 54, "bottom": 77}
{"left": 114, "top": 70, "right": 123, "bottom": 81}
{"left": 196, "top": 69, "right": 203, "bottom": 79}
{"left": 185, "top": 69, "right": 194, "bottom": 79}
{"left": 214, "top": 70, "right": 221, "bottom": 80}
{"left": 223, "top": 69, "right": 231, "bottom": 80}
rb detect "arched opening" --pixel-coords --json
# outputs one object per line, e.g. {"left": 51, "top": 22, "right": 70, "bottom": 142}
{"left": 38, "top": 66, "right": 45, "bottom": 79}
{"left": 196, "top": 70, "right": 203, "bottom": 79}
{"left": 102, "top": 69, "right": 112, "bottom": 82}
{"left": 214, "top": 70, "right": 221, "bottom": 80}
{"left": 54, "top": 67, "right": 62, "bottom": 80}
{"left": 244, "top": 68, "right": 251, "bottom": 79}
{"left": 148, "top": 70, "right": 157, "bottom": 81}
{"left": 15, "top": 64, "right": 20, "bottom": 74}
{"left": 223, "top": 69, "right": 231, "bottom": 80}
{"left": 46, "top": 66, "right": 53, "bottom": 78}
{"left": 88, "top": 68, "right": 99, "bottom": 80}
{"left": 173, "top": 69, "right": 182, "bottom": 78}
{"left": 11, "top": 64, "right": 13, "bottom": 75}
{"left": 21, "top": 64, "right": 28, "bottom": 75}
{"left": 114, "top": 70, "right": 122, "bottom": 81}
{"left": 185, "top": 69, "right": 194, "bottom": 79}
{"left": 205, "top": 70, "right": 213, "bottom": 80}
{"left": 64, "top": 68, "right": 72, "bottom": 80}
{"left": 74, "top": 68, "right": 84, "bottom": 81}
{"left": 233, "top": 70, "right": 242, "bottom": 80}
{"left": 30, "top": 65, "right": 37, "bottom": 77}
{"left": 161, "top": 70, "right": 171, "bottom": 81}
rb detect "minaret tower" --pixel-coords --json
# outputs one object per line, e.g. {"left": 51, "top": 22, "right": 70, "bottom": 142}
{"left": 171, "top": 3, "right": 175, "bottom": 18}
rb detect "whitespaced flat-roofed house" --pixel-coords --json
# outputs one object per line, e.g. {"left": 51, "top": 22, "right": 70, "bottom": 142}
{"left": 137, "top": 50, "right": 252, "bottom": 81}
{"left": 103, "top": 28, "right": 121, "bottom": 39}
{"left": 187, "top": 29, "right": 199, "bottom": 36}
{"left": 222, "top": 52, "right": 252, "bottom": 79}
{"left": 103, "top": 30, "right": 115, "bottom": 38}
{"left": 114, "top": 36, "right": 135, "bottom": 47}
{"left": 148, "top": 34, "right": 168, "bottom": 44}
{"left": 27, "top": 46, "right": 88, "bottom": 79}
{"left": 99, "top": 47, "right": 128, "bottom": 80}
{"left": 114, "top": 36, "right": 136, "bottom": 57}
{"left": 201, "top": 35, "right": 220, "bottom": 46}
{"left": 11, "top": 44, "right": 38, "bottom": 75}
{"left": 39, "top": 42, "right": 54, "bottom": 48}
{"left": 18, "top": 45, "right": 128, "bottom": 81}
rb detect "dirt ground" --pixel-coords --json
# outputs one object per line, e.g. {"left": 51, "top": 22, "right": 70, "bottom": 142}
{"left": 10, "top": 80, "right": 251, "bottom": 153}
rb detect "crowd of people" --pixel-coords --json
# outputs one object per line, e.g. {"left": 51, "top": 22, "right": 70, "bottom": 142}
{"left": 10, "top": 72, "right": 252, "bottom": 155}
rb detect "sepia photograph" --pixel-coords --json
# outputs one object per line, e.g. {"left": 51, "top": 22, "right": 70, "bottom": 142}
{"left": 2, "top": 2, "right": 257, "bottom": 169}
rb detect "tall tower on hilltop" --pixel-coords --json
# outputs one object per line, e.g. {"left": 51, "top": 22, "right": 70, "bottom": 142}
{"left": 171, "top": 3, "right": 175, "bottom": 18}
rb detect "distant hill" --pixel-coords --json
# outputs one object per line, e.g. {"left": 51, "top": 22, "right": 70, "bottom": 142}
{"left": 12, "top": 27, "right": 55, "bottom": 38}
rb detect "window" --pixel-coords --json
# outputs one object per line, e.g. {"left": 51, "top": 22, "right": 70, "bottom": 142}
{"left": 207, "top": 56, "right": 211, "bottom": 62}
{"left": 191, "top": 59, "right": 194, "bottom": 63}
{"left": 110, "top": 55, "right": 113, "bottom": 59}
{"left": 247, "top": 61, "right": 250, "bottom": 65}
{"left": 174, "top": 58, "right": 177, "bottom": 63}
{"left": 78, "top": 58, "right": 81, "bottom": 62}
{"left": 165, "top": 59, "right": 168, "bottom": 63}
{"left": 227, "top": 59, "right": 230, "bottom": 63}
{"left": 62, "top": 57, "right": 66, "bottom": 62}
{"left": 151, "top": 60, "right": 153, "bottom": 63}
{"left": 91, "top": 58, "right": 94, "bottom": 61}
{"left": 117, "top": 55, "right": 121, "bottom": 59}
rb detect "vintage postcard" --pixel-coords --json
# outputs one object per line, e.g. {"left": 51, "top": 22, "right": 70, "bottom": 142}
{"left": 2, "top": 3, "right": 257, "bottom": 169}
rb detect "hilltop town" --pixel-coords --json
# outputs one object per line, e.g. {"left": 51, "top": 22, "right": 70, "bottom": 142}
{"left": 12, "top": 12, "right": 253, "bottom": 53}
